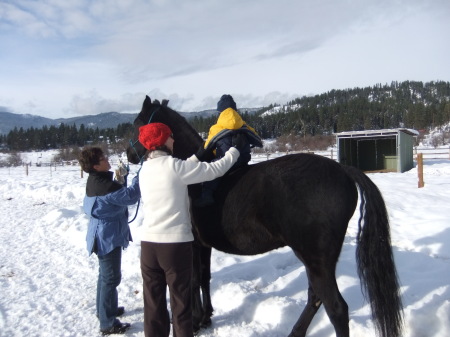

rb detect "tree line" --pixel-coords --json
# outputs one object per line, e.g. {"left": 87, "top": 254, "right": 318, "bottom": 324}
{"left": 190, "top": 80, "right": 450, "bottom": 138}
{"left": 1, "top": 123, "right": 134, "bottom": 152}
{"left": 1, "top": 80, "right": 449, "bottom": 153}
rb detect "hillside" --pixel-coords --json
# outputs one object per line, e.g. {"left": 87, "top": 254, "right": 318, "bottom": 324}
{"left": 233, "top": 80, "right": 450, "bottom": 139}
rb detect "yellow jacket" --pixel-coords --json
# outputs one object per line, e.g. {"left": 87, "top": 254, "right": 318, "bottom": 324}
{"left": 204, "top": 108, "right": 259, "bottom": 148}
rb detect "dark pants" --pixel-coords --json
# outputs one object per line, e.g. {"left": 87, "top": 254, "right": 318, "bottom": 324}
{"left": 140, "top": 241, "right": 193, "bottom": 337}
{"left": 97, "top": 246, "right": 122, "bottom": 330}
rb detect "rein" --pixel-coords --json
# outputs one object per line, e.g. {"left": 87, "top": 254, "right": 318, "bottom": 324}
{"left": 127, "top": 166, "right": 141, "bottom": 224}
{"left": 127, "top": 106, "right": 160, "bottom": 223}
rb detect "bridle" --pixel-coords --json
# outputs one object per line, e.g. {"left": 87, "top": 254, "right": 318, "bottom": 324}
{"left": 128, "top": 106, "right": 161, "bottom": 165}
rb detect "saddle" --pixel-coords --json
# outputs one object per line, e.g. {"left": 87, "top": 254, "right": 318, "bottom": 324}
{"left": 193, "top": 163, "right": 251, "bottom": 208}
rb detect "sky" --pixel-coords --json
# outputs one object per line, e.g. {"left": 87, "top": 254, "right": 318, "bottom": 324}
{"left": 0, "top": 0, "right": 449, "bottom": 119}
{"left": 0, "top": 147, "right": 449, "bottom": 336}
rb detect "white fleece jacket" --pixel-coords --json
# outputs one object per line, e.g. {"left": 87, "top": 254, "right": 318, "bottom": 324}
{"left": 139, "top": 147, "right": 239, "bottom": 243}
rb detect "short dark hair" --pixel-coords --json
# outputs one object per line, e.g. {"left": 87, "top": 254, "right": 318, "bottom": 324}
{"left": 143, "top": 144, "right": 172, "bottom": 159}
{"left": 155, "top": 144, "right": 172, "bottom": 155}
{"left": 79, "top": 147, "right": 104, "bottom": 173}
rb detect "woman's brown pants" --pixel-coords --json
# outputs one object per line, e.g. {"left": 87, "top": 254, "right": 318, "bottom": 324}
{"left": 140, "top": 241, "right": 193, "bottom": 337}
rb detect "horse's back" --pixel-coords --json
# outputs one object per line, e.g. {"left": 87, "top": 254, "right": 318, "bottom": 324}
{"left": 233, "top": 153, "right": 358, "bottom": 214}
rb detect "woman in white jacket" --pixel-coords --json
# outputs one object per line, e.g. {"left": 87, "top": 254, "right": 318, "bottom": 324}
{"left": 138, "top": 122, "right": 242, "bottom": 337}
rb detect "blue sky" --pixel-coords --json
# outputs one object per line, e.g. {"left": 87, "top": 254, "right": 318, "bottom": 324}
{"left": 0, "top": 0, "right": 449, "bottom": 119}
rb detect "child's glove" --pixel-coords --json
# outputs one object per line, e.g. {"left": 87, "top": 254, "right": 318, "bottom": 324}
{"left": 232, "top": 133, "right": 247, "bottom": 153}
{"left": 195, "top": 143, "right": 215, "bottom": 162}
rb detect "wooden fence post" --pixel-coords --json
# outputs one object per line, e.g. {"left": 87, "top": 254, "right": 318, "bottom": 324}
{"left": 81, "top": 167, "right": 83, "bottom": 178}
{"left": 25, "top": 164, "right": 29, "bottom": 176}
{"left": 417, "top": 153, "right": 424, "bottom": 188}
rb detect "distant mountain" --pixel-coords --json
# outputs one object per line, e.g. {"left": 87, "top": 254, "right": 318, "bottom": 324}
{"left": 0, "top": 107, "right": 261, "bottom": 135}
{"left": 0, "top": 111, "right": 55, "bottom": 135}
{"left": 54, "top": 112, "right": 138, "bottom": 130}
{"left": 0, "top": 111, "right": 138, "bottom": 135}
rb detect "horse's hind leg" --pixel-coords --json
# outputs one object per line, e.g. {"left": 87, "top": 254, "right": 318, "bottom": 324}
{"left": 311, "top": 269, "right": 350, "bottom": 336}
{"left": 288, "top": 284, "right": 322, "bottom": 337}
{"left": 316, "top": 276, "right": 349, "bottom": 337}
{"left": 289, "top": 267, "right": 349, "bottom": 337}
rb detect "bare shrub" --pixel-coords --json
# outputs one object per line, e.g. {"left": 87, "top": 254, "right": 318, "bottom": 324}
{"left": 431, "top": 134, "right": 443, "bottom": 148}
{"left": 108, "top": 139, "right": 131, "bottom": 156}
{"left": 54, "top": 146, "right": 82, "bottom": 162}
{"left": 6, "top": 152, "right": 23, "bottom": 166}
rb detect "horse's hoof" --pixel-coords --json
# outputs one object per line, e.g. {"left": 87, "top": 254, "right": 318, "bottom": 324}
{"left": 193, "top": 324, "right": 201, "bottom": 336}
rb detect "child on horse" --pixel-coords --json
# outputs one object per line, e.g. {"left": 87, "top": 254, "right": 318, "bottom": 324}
{"left": 195, "top": 94, "right": 262, "bottom": 207}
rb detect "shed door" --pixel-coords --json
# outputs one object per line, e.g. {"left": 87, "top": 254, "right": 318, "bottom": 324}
{"left": 398, "top": 131, "right": 414, "bottom": 172}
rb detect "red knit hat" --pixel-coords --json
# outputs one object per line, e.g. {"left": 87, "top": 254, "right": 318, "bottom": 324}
{"left": 139, "top": 123, "right": 172, "bottom": 151}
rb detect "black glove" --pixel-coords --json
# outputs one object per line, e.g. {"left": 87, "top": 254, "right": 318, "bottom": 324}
{"left": 195, "top": 143, "right": 215, "bottom": 162}
{"left": 232, "top": 133, "right": 247, "bottom": 153}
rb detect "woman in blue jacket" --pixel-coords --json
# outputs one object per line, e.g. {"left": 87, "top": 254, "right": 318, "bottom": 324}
{"left": 79, "top": 147, "right": 140, "bottom": 335}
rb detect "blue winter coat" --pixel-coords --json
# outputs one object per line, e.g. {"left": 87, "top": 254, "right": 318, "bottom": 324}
{"left": 83, "top": 173, "right": 140, "bottom": 256}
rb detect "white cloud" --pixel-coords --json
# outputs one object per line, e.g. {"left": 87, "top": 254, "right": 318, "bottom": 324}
{"left": 68, "top": 90, "right": 145, "bottom": 116}
{"left": 0, "top": 0, "right": 448, "bottom": 118}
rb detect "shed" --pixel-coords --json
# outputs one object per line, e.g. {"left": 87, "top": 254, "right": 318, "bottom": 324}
{"left": 335, "top": 128, "right": 418, "bottom": 173}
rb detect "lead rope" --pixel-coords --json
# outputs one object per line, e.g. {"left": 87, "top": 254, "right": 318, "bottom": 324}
{"left": 127, "top": 106, "right": 160, "bottom": 223}
{"left": 128, "top": 163, "right": 143, "bottom": 224}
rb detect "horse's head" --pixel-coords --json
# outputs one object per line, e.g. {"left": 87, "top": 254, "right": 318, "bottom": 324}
{"left": 126, "top": 95, "right": 203, "bottom": 164}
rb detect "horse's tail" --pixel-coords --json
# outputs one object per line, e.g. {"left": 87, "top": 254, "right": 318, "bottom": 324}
{"left": 342, "top": 165, "right": 403, "bottom": 337}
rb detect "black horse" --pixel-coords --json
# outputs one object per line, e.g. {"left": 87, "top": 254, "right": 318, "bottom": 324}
{"left": 127, "top": 96, "right": 403, "bottom": 337}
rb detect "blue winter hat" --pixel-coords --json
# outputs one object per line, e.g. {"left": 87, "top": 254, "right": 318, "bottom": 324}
{"left": 217, "top": 94, "right": 237, "bottom": 112}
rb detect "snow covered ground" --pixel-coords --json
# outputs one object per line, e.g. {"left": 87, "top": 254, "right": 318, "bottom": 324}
{"left": 0, "top": 151, "right": 449, "bottom": 337}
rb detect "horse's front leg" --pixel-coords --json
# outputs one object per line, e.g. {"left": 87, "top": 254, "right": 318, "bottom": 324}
{"left": 200, "top": 245, "right": 213, "bottom": 328}
{"left": 191, "top": 241, "right": 204, "bottom": 334}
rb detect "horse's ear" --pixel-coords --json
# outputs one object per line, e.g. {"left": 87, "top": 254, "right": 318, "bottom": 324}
{"left": 143, "top": 95, "right": 151, "bottom": 108}
{"left": 162, "top": 99, "right": 169, "bottom": 107}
